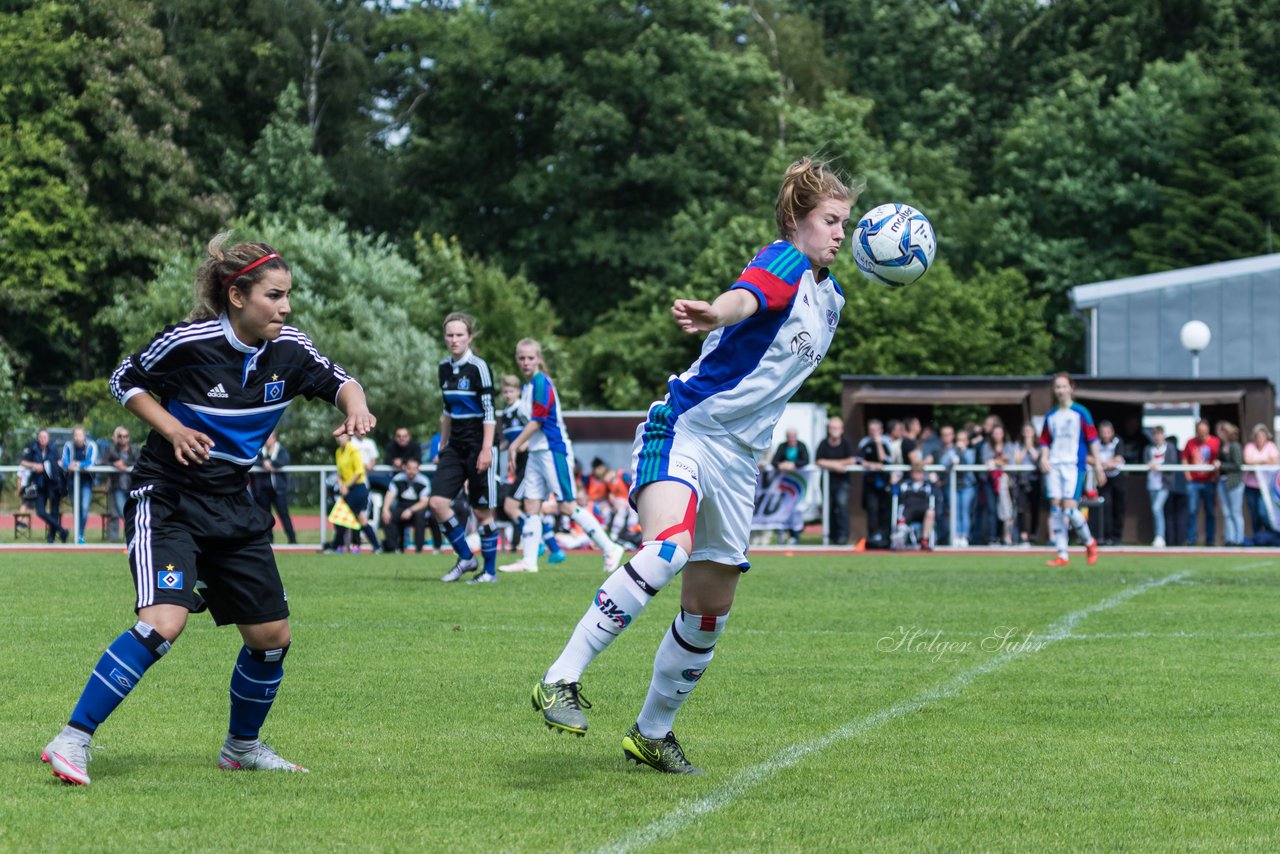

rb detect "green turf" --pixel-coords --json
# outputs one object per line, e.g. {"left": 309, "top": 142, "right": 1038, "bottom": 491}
{"left": 3, "top": 551, "right": 1279, "bottom": 851}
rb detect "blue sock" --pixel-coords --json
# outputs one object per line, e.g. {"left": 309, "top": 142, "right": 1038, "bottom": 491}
{"left": 228, "top": 645, "right": 288, "bottom": 740}
{"left": 441, "top": 515, "right": 474, "bottom": 560}
{"left": 542, "top": 518, "right": 564, "bottom": 556}
{"left": 480, "top": 523, "right": 499, "bottom": 575}
{"left": 70, "top": 622, "right": 171, "bottom": 733}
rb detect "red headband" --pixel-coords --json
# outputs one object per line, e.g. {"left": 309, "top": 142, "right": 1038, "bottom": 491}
{"left": 220, "top": 252, "right": 281, "bottom": 289}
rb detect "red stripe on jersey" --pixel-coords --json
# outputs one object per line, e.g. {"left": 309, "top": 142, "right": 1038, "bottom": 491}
{"left": 736, "top": 267, "right": 796, "bottom": 312}
{"left": 1083, "top": 421, "right": 1098, "bottom": 443}
{"left": 1039, "top": 422, "right": 1051, "bottom": 446}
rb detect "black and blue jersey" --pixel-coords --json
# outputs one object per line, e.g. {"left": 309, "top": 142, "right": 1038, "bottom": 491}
{"left": 110, "top": 314, "right": 355, "bottom": 494}
{"left": 438, "top": 350, "right": 495, "bottom": 450}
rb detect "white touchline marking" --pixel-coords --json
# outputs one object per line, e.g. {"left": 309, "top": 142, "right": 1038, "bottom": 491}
{"left": 1231, "top": 561, "right": 1277, "bottom": 572}
{"left": 595, "top": 571, "right": 1191, "bottom": 854}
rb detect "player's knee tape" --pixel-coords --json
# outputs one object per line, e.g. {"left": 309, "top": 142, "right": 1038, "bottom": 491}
{"left": 656, "top": 493, "right": 698, "bottom": 542}
{"left": 622, "top": 539, "right": 689, "bottom": 597}
{"left": 1068, "top": 507, "right": 1087, "bottom": 528}
{"left": 129, "top": 620, "right": 172, "bottom": 658}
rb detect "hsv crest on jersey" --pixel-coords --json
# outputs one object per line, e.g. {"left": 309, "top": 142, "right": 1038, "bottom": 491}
{"left": 264, "top": 381, "right": 285, "bottom": 402}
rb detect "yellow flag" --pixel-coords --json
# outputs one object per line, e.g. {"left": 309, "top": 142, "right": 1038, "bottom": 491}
{"left": 328, "top": 497, "right": 362, "bottom": 530}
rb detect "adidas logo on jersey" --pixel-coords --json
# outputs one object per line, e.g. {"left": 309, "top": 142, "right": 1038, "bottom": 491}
{"left": 206, "top": 383, "right": 229, "bottom": 399}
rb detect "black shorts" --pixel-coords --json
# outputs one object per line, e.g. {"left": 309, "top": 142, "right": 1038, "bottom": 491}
{"left": 125, "top": 482, "right": 287, "bottom": 627}
{"left": 433, "top": 443, "right": 496, "bottom": 510}
{"left": 903, "top": 504, "right": 931, "bottom": 526}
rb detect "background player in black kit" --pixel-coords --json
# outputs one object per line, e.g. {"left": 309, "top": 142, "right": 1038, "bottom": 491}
{"left": 433, "top": 312, "right": 501, "bottom": 583}
{"left": 40, "top": 232, "right": 375, "bottom": 786}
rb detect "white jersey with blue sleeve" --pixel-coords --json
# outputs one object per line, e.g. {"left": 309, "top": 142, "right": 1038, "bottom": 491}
{"left": 1039, "top": 403, "right": 1099, "bottom": 468}
{"left": 663, "top": 241, "right": 844, "bottom": 452}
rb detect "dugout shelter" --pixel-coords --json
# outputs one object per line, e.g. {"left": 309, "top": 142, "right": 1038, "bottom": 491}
{"left": 839, "top": 374, "right": 1275, "bottom": 545}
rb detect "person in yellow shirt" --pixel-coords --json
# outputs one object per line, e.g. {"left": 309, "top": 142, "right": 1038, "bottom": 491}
{"left": 332, "top": 433, "right": 380, "bottom": 553}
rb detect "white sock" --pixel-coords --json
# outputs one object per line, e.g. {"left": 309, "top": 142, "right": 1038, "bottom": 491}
{"left": 572, "top": 505, "right": 616, "bottom": 553}
{"left": 1068, "top": 507, "right": 1093, "bottom": 544}
{"left": 1051, "top": 506, "right": 1068, "bottom": 556}
{"left": 544, "top": 540, "right": 688, "bottom": 683}
{"left": 522, "top": 513, "right": 541, "bottom": 569}
{"left": 637, "top": 610, "right": 728, "bottom": 739}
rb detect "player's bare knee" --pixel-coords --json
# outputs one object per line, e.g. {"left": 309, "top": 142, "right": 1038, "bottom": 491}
{"left": 138, "top": 605, "right": 187, "bottom": 642}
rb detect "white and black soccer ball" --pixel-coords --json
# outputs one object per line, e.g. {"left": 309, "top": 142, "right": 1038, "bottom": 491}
{"left": 851, "top": 203, "right": 937, "bottom": 288}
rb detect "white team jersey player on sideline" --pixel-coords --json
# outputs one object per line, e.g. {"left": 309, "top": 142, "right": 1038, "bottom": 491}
{"left": 1038, "top": 373, "right": 1105, "bottom": 567}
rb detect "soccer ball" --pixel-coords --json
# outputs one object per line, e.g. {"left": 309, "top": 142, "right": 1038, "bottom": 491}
{"left": 851, "top": 203, "right": 937, "bottom": 288}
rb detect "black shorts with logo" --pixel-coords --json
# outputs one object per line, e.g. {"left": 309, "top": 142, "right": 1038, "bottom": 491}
{"left": 432, "top": 442, "right": 496, "bottom": 510}
{"left": 125, "top": 482, "right": 287, "bottom": 627}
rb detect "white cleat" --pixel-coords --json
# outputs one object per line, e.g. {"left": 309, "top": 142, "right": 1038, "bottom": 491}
{"left": 603, "top": 543, "right": 626, "bottom": 574}
{"left": 499, "top": 559, "right": 537, "bottom": 573}
{"left": 466, "top": 572, "right": 498, "bottom": 584}
{"left": 42, "top": 732, "right": 95, "bottom": 786}
{"left": 218, "top": 741, "right": 308, "bottom": 773}
{"left": 441, "top": 557, "right": 480, "bottom": 582}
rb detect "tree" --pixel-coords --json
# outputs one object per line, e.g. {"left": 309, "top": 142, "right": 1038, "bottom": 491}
{"left": 384, "top": 0, "right": 779, "bottom": 329}
{"left": 978, "top": 59, "right": 1216, "bottom": 368}
{"left": 1131, "top": 51, "right": 1280, "bottom": 270}
{"left": 239, "top": 83, "right": 336, "bottom": 225}
{"left": 0, "top": 4, "right": 99, "bottom": 386}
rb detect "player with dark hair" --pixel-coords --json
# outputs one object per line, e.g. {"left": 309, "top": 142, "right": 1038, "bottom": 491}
{"left": 40, "top": 232, "right": 375, "bottom": 786}
{"left": 532, "top": 158, "right": 858, "bottom": 773}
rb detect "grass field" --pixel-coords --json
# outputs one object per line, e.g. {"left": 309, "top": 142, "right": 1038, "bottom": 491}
{"left": 3, "top": 549, "right": 1279, "bottom": 852}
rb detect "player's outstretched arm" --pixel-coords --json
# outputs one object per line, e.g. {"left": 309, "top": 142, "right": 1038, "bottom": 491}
{"left": 125, "top": 392, "right": 213, "bottom": 466}
{"left": 334, "top": 382, "right": 377, "bottom": 438}
{"left": 671, "top": 289, "right": 757, "bottom": 334}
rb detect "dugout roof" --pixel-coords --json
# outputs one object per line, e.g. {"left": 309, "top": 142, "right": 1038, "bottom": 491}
{"left": 840, "top": 375, "right": 1274, "bottom": 442}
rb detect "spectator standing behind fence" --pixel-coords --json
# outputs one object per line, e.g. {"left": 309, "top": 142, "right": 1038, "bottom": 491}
{"left": 771, "top": 429, "right": 809, "bottom": 544}
{"left": 1243, "top": 423, "right": 1278, "bottom": 537}
{"left": 1095, "top": 421, "right": 1126, "bottom": 545}
{"left": 22, "top": 429, "right": 69, "bottom": 543}
{"left": 1145, "top": 425, "right": 1173, "bottom": 548}
{"left": 940, "top": 428, "right": 971, "bottom": 547}
{"left": 815, "top": 416, "right": 857, "bottom": 545}
{"left": 982, "top": 423, "right": 1016, "bottom": 546}
{"left": 772, "top": 429, "right": 809, "bottom": 472}
{"left": 252, "top": 432, "right": 297, "bottom": 545}
{"left": 857, "top": 419, "right": 893, "bottom": 548}
{"left": 104, "top": 426, "right": 139, "bottom": 543}
{"left": 384, "top": 427, "right": 422, "bottom": 471}
{"left": 1164, "top": 434, "right": 1189, "bottom": 546}
{"left": 1182, "top": 419, "right": 1220, "bottom": 546}
{"left": 61, "top": 426, "right": 98, "bottom": 544}
{"left": 1014, "top": 423, "right": 1042, "bottom": 546}
{"left": 1216, "top": 421, "right": 1245, "bottom": 547}
{"left": 381, "top": 457, "right": 432, "bottom": 553}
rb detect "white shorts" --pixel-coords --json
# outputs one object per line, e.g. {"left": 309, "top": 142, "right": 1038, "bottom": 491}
{"left": 630, "top": 402, "right": 756, "bottom": 568}
{"left": 1045, "top": 463, "right": 1084, "bottom": 502}
{"left": 514, "top": 449, "right": 576, "bottom": 502}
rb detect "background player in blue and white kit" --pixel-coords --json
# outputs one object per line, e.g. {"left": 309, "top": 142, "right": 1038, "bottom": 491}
{"left": 507, "top": 338, "right": 624, "bottom": 573}
{"left": 1038, "top": 372, "right": 1106, "bottom": 567}
{"left": 532, "top": 158, "right": 857, "bottom": 773}
{"left": 433, "top": 312, "right": 501, "bottom": 583}
{"left": 40, "top": 232, "right": 374, "bottom": 786}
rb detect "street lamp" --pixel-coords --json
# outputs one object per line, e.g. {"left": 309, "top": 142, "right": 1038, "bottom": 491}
{"left": 1180, "top": 320, "right": 1211, "bottom": 423}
